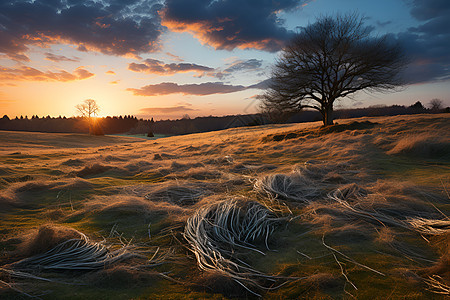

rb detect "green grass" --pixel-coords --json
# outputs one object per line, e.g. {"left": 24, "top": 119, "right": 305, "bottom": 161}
{"left": 1, "top": 115, "right": 449, "bottom": 299}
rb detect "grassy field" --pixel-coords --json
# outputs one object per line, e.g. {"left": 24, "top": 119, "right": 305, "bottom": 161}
{"left": 0, "top": 114, "right": 449, "bottom": 299}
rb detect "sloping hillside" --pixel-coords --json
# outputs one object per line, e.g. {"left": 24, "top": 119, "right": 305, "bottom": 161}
{"left": 1, "top": 114, "right": 449, "bottom": 299}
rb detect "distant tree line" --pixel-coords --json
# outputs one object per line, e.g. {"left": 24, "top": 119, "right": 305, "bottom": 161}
{"left": 0, "top": 115, "right": 152, "bottom": 135}
{"left": 0, "top": 101, "right": 447, "bottom": 136}
{"left": 139, "top": 101, "right": 449, "bottom": 135}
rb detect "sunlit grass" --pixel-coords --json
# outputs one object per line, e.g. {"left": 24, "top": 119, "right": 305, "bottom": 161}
{"left": 0, "top": 114, "right": 449, "bottom": 298}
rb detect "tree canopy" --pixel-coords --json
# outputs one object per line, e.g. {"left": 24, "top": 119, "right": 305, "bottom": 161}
{"left": 260, "top": 14, "right": 407, "bottom": 126}
{"left": 76, "top": 99, "right": 100, "bottom": 120}
{"left": 76, "top": 99, "right": 102, "bottom": 135}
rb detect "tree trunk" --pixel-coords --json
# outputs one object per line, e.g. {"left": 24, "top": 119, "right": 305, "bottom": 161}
{"left": 322, "top": 106, "right": 334, "bottom": 126}
{"left": 88, "top": 118, "right": 93, "bottom": 135}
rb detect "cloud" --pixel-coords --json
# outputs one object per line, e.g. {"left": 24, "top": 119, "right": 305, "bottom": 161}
{"left": 214, "top": 59, "right": 263, "bottom": 79}
{"left": 129, "top": 58, "right": 264, "bottom": 79}
{"left": 161, "top": 0, "right": 307, "bottom": 52}
{"left": 223, "top": 59, "right": 262, "bottom": 73}
{"left": 127, "top": 80, "right": 267, "bottom": 96}
{"left": 128, "top": 59, "right": 214, "bottom": 76}
{"left": 139, "top": 105, "right": 198, "bottom": 114}
{"left": 376, "top": 21, "right": 392, "bottom": 27}
{"left": 128, "top": 82, "right": 246, "bottom": 96}
{"left": 409, "top": 0, "right": 450, "bottom": 21}
{"left": 0, "top": 0, "right": 163, "bottom": 60}
{"left": 247, "top": 79, "right": 272, "bottom": 89}
{"left": 106, "top": 70, "right": 116, "bottom": 75}
{"left": 45, "top": 52, "right": 79, "bottom": 62}
{"left": 0, "top": 66, "right": 94, "bottom": 82}
{"left": 110, "top": 80, "right": 120, "bottom": 85}
{"left": 165, "top": 52, "right": 183, "bottom": 62}
{"left": 398, "top": 0, "right": 450, "bottom": 84}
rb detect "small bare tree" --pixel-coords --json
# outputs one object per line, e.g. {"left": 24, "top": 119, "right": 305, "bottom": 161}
{"left": 76, "top": 99, "right": 100, "bottom": 134}
{"left": 261, "top": 14, "right": 407, "bottom": 126}
{"left": 428, "top": 98, "right": 443, "bottom": 111}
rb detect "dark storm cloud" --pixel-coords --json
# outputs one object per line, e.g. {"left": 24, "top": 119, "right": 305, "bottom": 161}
{"left": 0, "top": 0, "right": 163, "bottom": 60}
{"left": 161, "top": 0, "right": 308, "bottom": 52}
{"left": 400, "top": 0, "right": 450, "bottom": 84}
{"left": 128, "top": 59, "right": 214, "bottom": 75}
{"left": 127, "top": 79, "right": 267, "bottom": 96}
{"left": 409, "top": 0, "right": 450, "bottom": 21}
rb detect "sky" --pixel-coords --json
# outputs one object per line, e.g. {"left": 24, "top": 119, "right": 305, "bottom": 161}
{"left": 0, "top": 0, "right": 449, "bottom": 120}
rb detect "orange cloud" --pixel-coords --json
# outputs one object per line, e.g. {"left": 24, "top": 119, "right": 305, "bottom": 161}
{"left": 165, "top": 52, "right": 183, "bottom": 62}
{"left": 0, "top": 66, "right": 94, "bottom": 82}
{"left": 45, "top": 52, "right": 79, "bottom": 62}
{"left": 160, "top": 0, "right": 298, "bottom": 52}
{"left": 162, "top": 19, "right": 285, "bottom": 52}
{"left": 0, "top": 1, "right": 163, "bottom": 60}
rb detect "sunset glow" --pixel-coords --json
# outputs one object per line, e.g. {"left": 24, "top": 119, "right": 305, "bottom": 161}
{"left": 1, "top": 2, "right": 449, "bottom": 298}
{"left": 1, "top": 0, "right": 449, "bottom": 120}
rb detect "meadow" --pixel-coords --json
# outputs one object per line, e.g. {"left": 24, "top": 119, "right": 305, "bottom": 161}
{"left": 0, "top": 113, "right": 449, "bottom": 299}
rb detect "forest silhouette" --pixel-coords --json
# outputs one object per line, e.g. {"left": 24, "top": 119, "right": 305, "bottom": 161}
{"left": 0, "top": 101, "right": 447, "bottom": 136}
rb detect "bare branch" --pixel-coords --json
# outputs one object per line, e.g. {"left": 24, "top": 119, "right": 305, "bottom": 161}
{"left": 260, "top": 13, "right": 407, "bottom": 125}
{"left": 75, "top": 99, "right": 101, "bottom": 135}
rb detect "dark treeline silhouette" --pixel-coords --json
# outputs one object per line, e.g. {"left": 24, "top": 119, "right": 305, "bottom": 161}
{"left": 0, "top": 115, "right": 151, "bottom": 135}
{"left": 150, "top": 102, "right": 448, "bottom": 135}
{"left": 0, "top": 102, "right": 448, "bottom": 136}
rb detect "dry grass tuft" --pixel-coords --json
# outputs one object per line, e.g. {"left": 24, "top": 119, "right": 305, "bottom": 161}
{"left": 125, "top": 180, "right": 217, "bottom": 207}
{"left": 326, "top": 181, "right": 446, "bottom": 232}
{"left": 184, "top": 197, "right": 289, "bottom": 296}
{"left": 57, "top": 178, "right": 93, "bottom": 190}
{"left": 387, "top": 134, "right": 450, "bottom": 158}
{"left": 262, "top": 121, "right": 378, "bottom": 142}
{"left": 11, "top": 233, "right": 134, "bottom": 272}
{"left": 423, "top": 275, "right": 450, "bottom": 295}
{"left": 302, "top": 272, "right": 341, "bottom": 291}
{"left": 0, "top": 178, "right": 92, "bottom": 210}
{"left": 193, "top": 270, "right": 251, "bottom": 298}
{"left": 375, "top": 227, "right": 395, "bottom": 244}
{"left": 83, "top": 195, "right": 187, "bottom": 218}
{"left": 0, "top": 194, "right": 14, "bottom": 211}
{"left": 16, "top": 225, "right": 84, "bottom": 258}
{"left": 60, "top": 158, "right": 85, "bottom": 166}
{"left": 254, "top": 162, "right": 352, "bottom": 203}
{"left": 85, "top": 265, "right": 160, "bottom": 288}
{"left": 407, "top": 217, "right": 450, "bottom": 235}
{"left": 255, "top": 172, "right": 317, "bottom": 203}
{"left": 143, "top": 182, "right": 210, "bottom": 206}
{"left": 73, "top": 163, "right": 113, "bottom": 177}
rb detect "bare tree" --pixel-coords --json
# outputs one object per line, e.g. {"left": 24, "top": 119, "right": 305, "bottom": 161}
{"left": 76, "top": 99, "right": 100, "bottom": 134}
{"left": 428, "top": 98, "right": 443, "bottom": 111}
{"left": 260, "top": 14, "right": 407, "bottom": 126}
